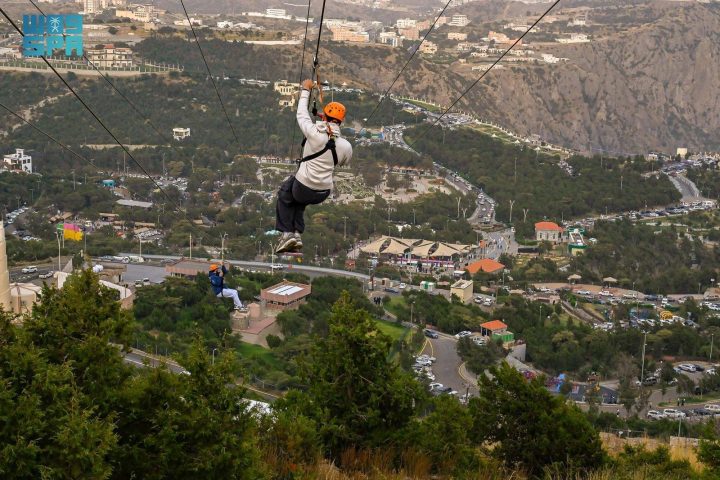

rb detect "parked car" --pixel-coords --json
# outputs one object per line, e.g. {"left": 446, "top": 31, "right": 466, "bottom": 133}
{"left": 21, "top": 266, "right": 37, "bottom": 274}
{"left": 642, "top": 376, "right": 658, "bottom": 386}
{"left": 455, "top": 331, "right": 472, "bottom": 339}
{"left": 647, "top": 410, "right": 666, "bottom": 420}
{"left": 39, "top": 271, "right": 54, "bottom": 279}
{"left": 423, "top": 329, "right": 439, "bottom": 339}
{"left": 705, "top": 404, "right": 720, "bottom": 413}
{"left": 398, "top": 283, "right": 407, "bottom": 289}
{"left": 663, "top": 408, "right": 686, "bottom": 419}
{"left": 694, "top": 364, "right": 705, "bottom": 372}
{"left": 384, "top": 287, "right": 400, "bottom": 294}
{"left": 678, "top": 363, "right": 697, "bottom": 373}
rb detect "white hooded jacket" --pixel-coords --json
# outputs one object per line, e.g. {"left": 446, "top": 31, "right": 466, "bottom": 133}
{"left": 295, "top": 89, "right": 353, "bottom": 191}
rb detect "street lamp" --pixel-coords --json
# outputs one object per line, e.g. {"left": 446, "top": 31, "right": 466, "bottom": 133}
{"left": 640, "top": 332, "right": 648, "bottom": 384}
{"left": 212, "top": 348, "right": 218, "bottom": 365}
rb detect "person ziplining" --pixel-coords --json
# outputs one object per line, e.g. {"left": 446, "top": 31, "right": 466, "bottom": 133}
{"left": 274, "top": 78, "right": 353, "bottom": 254}
{"left": 208, "top": 264, "right": 247, "bottom": 311}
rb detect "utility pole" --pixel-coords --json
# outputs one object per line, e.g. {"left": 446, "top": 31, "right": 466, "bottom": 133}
{"left": 189, "top": 233, "right": 192, "bottom": 260}
{"left": 710, "top": 334, "right": 714, "bottom": 363}
{"left": 55, "top": 231, "right": 61, "bottom": 271}
{"left": 221, "top": 233, "right": 227, "bottom": 262}
{"left": 620, "top": 175, "right": 623, "bottom": 192}
{"left": 342, "top": 216, "right": 348, "bottom": 240}
{"left": 640, "top": 332, "right": 648, "bottom": 384}
{"left": 514, "top": 157, "right": 517, "bottom": 184}
{"left": 509, "top": 199, "right": 515, "bottom": 223}
{"left": 412, "top": 208, "right": 416, "bottom": 225}
{"left": 138, "top": 238, "right": 142, "bottom": 258}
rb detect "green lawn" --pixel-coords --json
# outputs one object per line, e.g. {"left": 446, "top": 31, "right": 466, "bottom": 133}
{"left": 384, "top": 296, "right": 407, "bottom": 317}
{"left": 236, "top": 342, "right": 282, "bottom": 370}
{"left": 376, "top": 319, "right": 409, "bottom": 343}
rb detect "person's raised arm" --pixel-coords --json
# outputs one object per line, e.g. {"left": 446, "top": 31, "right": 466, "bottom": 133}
{"left": 297, "top": 79, "right": 325, "bottom": 142}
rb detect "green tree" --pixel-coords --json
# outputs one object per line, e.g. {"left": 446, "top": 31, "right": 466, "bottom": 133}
{"left": 468, "top": 362, "right": 604, "bottom": 475}
{"left": 290, "top": 292, "right": 422, "bottom": 459}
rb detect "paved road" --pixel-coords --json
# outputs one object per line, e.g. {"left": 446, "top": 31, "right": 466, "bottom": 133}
{"left": 421, "top": 333, "right": 478, "bottom": 397}
{"left": 670, "top": 174, "right": 705, "bottom": 202}
{"left": 484, "top": 228, "right": 518, "bottom": 258}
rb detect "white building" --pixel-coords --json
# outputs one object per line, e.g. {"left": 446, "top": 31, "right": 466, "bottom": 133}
{"left": 273, "top": 80, "right": 295, "bottom": 96}
{"left": 266, "top": 8, "right": 290, "bottom": 19}
{"left": 557, "top": 33, "right": 589, "bottom": 44}
{"left": 449, "top": 14, "right": 469, "bottom": 27}
{"left": 85, "top": 44, "right": 133, "bottom": 68}
{"left": 3, "top": 149, "right": 32, "bottom": 173}
{"left": 84, "top": 0, "right": 103, "bottom": 14}
{"left": 379, "top": 31, "right": 402, "bottom": 47}
{"left": 448, "top": 32, "right": 467, "bottom": 41}
{"left": 173, "top": 128, "right": 191, "bottom": 141}
{"left": 395, "top": 18, "right": 416, "bottom": 29}
{"left": 541, "top": 53, "right": 560, "bottom": 64}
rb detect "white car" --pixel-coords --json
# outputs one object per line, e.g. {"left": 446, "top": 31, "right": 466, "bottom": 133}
{"left": 705, "top": 404, "right": 720, "bottom": 413}
{"left": 663, "top": 409, "right": 686, "bottom": 419}
{"left": 39, "top": 271, "right": 54, "bottom": 279}
{"left": 428, "top": 382, "right": 444, "bottom": 391}
{"left": 599, "top": 290, "right": 612, "bottom": 297}
{"left": 647, "top": 410, "right": 666, "bottom": 420}
{"left": 270, "top": 264, "right": 285, "bottom": 270}
{"left": 455, "top": 331, "right": 472, "bottom": 339}
{"left": 678, "top": 363, "right": 697, "bottom": 373}
{"left": 398, "top": 283, "right": 407, "bottom": 289}
{"left": 21, "top": 266, "right": 37, "bottom": 274}
{"left": 577, "top": 290, "right": 592, "bottom": 296}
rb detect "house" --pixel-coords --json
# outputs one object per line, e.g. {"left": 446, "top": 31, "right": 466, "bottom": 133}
{"left": 273, "top": 80, "right": 295, "bottom": 96}
{"left": 465, "top": 258, "right": 505, "bottom": 275}
{"left": 261, "top": 281, "right": 311, "bottom": 310}
{"left": 418, "top": 41, "right": 438, "bottom": 55}
{"left": 479, "top": 320, "right": 515, "bottom": 346}
{"left": 166, "top": 259, "right": 216, "bottom": 279}
{"left": 535, "top": 221, "right": 564, "bottom": 243}
{"left": 3, "top": 149, "right": 32, "bottom": 173}
{"left": 449, "top": 14, "right": 469, "bottom": 27}
{"left": 173, "top": 128, "right": 191, "bottom": 141}
{"left": 85, "top": 44, "right": 133, "bottom": 69}
{"left": 451, "top": 279, "right": 473, "bottom": 304}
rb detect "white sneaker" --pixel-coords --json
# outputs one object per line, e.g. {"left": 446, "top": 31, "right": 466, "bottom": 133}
{"left": 293, "top": 232, "right": 303, "bottom": 249}
{"left": 275, "top": 232, "right": 297, "bottom": 253}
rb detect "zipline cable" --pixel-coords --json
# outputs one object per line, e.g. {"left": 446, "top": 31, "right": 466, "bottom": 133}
{"left": 407, "top": 0, "right": 561, "bottom": 149}
{"left": 178, "top": 0, "right": 241, "bottom": 146}
{"left": 365, "top": 0, "right": 453, "bottom": 125}
{"left": 287, "top": 0, "right": 313, "bottom": 160}
{"left": 0, "top": 100, "right": 101, "bottom": 169}
{"left": 310, "top": 0, "right": 329, "bottom": 108}
{"left": 26, "top": 0, "right": 185, "bottom": 158}
{"left": 0, "top": 6, "right": 186, "bottom": 215}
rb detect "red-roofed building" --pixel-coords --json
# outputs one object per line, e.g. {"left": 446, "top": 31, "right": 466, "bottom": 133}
{"left": 465, "top": 258, "right": 505, "bottom": 275}
{"left": 535, "top": 221, "right": 564, "bottom": 243}
{"left": 480, "top": 320, "right": 507, "bottom": 335}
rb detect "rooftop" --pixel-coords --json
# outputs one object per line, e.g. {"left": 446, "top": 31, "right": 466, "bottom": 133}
{"left": 466, "top": 258, "right": 505, "bottom": 274}
{"left": 117, "top": 199, "right": 153, "bottom": 209}
{"left": 535, "top": 221, "right": 563, "bottom": 232}
{"left": 480, "top": 320, "right": 507, "bottom": 331}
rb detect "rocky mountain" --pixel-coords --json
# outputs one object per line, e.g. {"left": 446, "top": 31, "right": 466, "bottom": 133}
{"left": 453, "top": 1, "right": 720, "bottom": 154}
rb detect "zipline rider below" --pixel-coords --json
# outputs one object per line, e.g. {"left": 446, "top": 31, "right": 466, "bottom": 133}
{"left": 275, "top": 78, "right": 353, "bottom": 254}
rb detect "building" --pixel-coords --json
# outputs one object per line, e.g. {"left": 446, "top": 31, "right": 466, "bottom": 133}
{"left": 479, "top": 320, "right": 515, "bottom": 346}
{"left": 418, "top": 41, "right": 437, "bottom": 55}
{"left": 85, "top": 44, "right": 133, "bottom": 68}
{"left": 395, "top": 18, "right": 416, "bottom": 29}
{"left": 278, "top": 96, "right": 295, "bottom": 108}
{"left": 448, "top": 32, "right": 467, "bottom": 41}
{"left": 379, "top": 31, "right": 402, "bottom": 47}
{"left": 273, "top": 80, "right": 295, "bottom": 96}
{"left": 261, "top": 281, "right": 311, "bottom": 310}
{"left": 84, "top": 0, "right": 103, "bottom": 14}
{"left": 398, "top": 27, "right": 419, "bottom": 41}
{"left": 449, "top": 14, "right": 469, "bottom": 27}
{"left": 451, "top": 279, "right": 474, "bottom": 304}
{"left": 331, "top": 27, "right": 370, "bottom": 43}
{"left": 173, "top": 127, "right": 190, "bottom": 140}
{"left": 266, "top": 8, "right": 288, "bottom": 18}
{"left": 568, "top": 12, "right": 588, "bottom": 27}
{"left": 116, "top": 199, "right": 153, "bottom": 209}
{"left": 115, "top": 4, "right": 159, "bottom": 22}
{"left": 677, "top": 147, "right": 688, "bottom": 157}
{"left": 3, "top": 149, "right": 32, "bottom": 173}
{"left": 557, "top": 33, "right": 590, "bottom": 44}
{"left": 535, "top": 221, "right": 564, "bottom": 243}
{"left": 488, "top": 31, "right": 510, "bottom": 43}
{"left": 165, "top": 259, "right": 216, "bottom": 278}
{"left": 465, "top": 258, "right": 505, "bottom": 275}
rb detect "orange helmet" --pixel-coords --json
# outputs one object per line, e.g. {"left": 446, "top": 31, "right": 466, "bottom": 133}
{"left": 209, "top": 264, "right": 219, "bottom": 272}
{"left": 323, "top": 102, "right": 346, "bottom": 122}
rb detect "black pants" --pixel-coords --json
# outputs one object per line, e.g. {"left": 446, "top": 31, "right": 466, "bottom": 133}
{"left": 275, "top": 176, "right": 330, "bottom": 233}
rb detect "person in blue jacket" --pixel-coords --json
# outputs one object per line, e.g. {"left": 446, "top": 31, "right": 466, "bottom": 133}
{"left": 209, "top": 264, "right": 245, "bottom": 311}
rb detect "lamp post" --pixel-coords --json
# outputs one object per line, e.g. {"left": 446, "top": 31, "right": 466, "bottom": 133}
{"left": 640, "top": 332, "right": 648, "bottom": 384}
{"left": 212, "top": 348, "right": 218, "bottom": 365}
{"left": 55, "top": 231, "right": 61, "bottom": 272}
{"left": 710, "top": 334, "right": 714, "bottom": 364}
